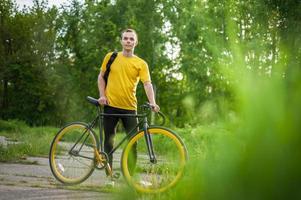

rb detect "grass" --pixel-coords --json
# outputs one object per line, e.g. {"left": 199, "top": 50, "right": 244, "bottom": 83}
{"left": 2, "top": 71, "right": 300, "bottom": 200}
{"left": 113, "top": 80, "right": 301, "bottom": 200}
{"left": 0, "top": 120, "right": 58, "bottom": 162}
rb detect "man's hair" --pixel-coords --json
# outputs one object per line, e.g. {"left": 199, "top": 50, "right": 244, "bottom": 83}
{"left": 121, "top": 28, "right": 138, "bottom": 43}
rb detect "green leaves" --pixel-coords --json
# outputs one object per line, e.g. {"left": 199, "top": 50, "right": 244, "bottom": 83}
{"left": 1, "top": 0, "right": 301, "bottom": 127}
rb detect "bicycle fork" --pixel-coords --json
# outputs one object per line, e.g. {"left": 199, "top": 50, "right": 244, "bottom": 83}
{"left": 143, "top": 118, "right": 157, "bottom": 164}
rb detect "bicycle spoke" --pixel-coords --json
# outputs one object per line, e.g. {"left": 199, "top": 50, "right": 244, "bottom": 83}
{"left": 121, "top": 127, "right": 187, "bottom": 193}
{"left": 49, "top": 123, "right": 97, "bottom": 184}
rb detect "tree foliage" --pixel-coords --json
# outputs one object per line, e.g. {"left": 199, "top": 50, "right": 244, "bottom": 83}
{"left": 0, "top": 0, "right": 300, "bottom": 126}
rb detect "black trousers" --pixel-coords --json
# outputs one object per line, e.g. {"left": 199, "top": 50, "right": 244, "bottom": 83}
{"left": 103, "top": 105, "right": 138, "bottom": 173}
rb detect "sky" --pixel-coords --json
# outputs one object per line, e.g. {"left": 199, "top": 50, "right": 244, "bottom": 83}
{"left": 16, "top": 0, "right": 72, "bottom": 8}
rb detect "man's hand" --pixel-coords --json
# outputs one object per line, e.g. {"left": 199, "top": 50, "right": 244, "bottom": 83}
{"left": 143, "top": 82, "right": 160, "bottom": 112}
{"left": 98, "top": 96, "right": 109, "bottom": 105}
{"left": 150, "top": 103, "right": 160, "bottom": 112}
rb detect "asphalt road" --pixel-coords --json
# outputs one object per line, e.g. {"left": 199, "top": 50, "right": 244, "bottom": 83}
{"left": 0, "top": 156, "right": 123, "bottom": 200}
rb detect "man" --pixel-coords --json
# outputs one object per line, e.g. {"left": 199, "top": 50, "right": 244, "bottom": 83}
{"left": 97, "top": 28, "right": 160, "bottom": 179}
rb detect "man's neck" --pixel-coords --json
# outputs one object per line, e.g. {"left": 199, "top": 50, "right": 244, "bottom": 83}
{"left": 122, "top": 49, "right": 134, "bottom": 57}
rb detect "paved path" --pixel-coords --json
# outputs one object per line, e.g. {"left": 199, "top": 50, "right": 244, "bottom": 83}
{"left": 0, "top": 156, "right": 124, "bottom": 200}
{"left": 0, "top": 185, "right": 104, "bottom": 200}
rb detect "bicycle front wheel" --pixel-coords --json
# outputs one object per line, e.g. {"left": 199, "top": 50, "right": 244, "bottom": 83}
{"left": 121, "top": 127, "right": 187, "bottom": 193}
{"left": 49, "top": 122, "right": 98, "bottom": 185}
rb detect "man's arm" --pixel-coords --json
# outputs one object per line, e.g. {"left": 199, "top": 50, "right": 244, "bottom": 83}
{"left": 97, "top": 72, "right": 109, "bottom": 105}
{"left": 143, "top": 81, "right": 160, "bottom": 112}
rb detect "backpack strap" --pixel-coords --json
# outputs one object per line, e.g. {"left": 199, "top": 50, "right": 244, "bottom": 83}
{"left": 103, "top": 51, "right": 118, "bottom": 85}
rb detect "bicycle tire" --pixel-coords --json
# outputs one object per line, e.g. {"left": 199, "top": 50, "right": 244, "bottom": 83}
{"left": 121, "top": 126, "right": 187, "bottom": 193}
{"left": 49, "top": 122, "right": 98, "bottom": 185}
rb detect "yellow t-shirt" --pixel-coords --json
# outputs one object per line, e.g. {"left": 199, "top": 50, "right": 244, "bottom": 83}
{"left": 101, "top": 52, "right": 151, "bottom": 110}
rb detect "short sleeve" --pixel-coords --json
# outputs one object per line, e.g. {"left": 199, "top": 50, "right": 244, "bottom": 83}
{"left": 100, "top": 52, "right": 113, "bottom": 73}
{"left": 139, "top": 61, "right": 151, "bottom": 83}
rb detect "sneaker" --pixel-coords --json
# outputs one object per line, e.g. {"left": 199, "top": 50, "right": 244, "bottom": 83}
{"left": 106, "top": 172, "right": 120, "bottom": 180}
{"left": 139, "top": 180, "right": 152, "bottom": 187}
{"left": 112, "top": 172, "right": 120, "bottom": 180}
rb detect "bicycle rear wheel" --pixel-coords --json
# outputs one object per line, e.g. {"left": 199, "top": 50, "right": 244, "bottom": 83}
{"left": 49, "top": 122, "right": 98, "bottom": 185}
{"left": 121, "top": 127, "right": 187, "bottom": 193}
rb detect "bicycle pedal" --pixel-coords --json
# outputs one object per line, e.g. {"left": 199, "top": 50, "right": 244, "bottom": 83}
{"left": 95, "top": 162, "right": 105, "bottom": 170}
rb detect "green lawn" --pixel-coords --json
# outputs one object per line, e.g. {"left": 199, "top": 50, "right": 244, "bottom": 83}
{"left": 0, "top": 120, "right": 57, "bottom": 162}
{"left": 0, "top": 119, "right": 226, "bottom": 164}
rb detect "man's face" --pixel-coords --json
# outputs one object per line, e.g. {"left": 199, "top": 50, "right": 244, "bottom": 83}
{"left": 121, "top": 32, "right": 137, "bottom": 51}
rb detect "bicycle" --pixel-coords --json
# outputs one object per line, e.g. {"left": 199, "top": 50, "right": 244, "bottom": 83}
{"left": 49, "top": 96, "right": 188, "bottom": 193}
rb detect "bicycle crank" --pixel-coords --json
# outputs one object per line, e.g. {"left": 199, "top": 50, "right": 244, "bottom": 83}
{"left": 94, "top": 150, "right": 109, "bottom": 170}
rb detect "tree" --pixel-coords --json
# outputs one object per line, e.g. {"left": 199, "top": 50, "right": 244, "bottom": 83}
{"left": 0, "top": 0, "right": 59, "bottom": 125}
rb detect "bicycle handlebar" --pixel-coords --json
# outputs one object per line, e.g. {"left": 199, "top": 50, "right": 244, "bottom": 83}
{"left": 140, "top": 102, "right": 166, "bottom": 126}
{"left": 156, "top": 111, "right": 166, "bottom": 126}
{"left": 87, "top": 96, "right": 165, "bottom": 125}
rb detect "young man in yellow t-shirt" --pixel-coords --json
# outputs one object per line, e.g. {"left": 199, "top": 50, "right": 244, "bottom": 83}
{"left": 97, "top": 28, "right": 160, "bottom": 178}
